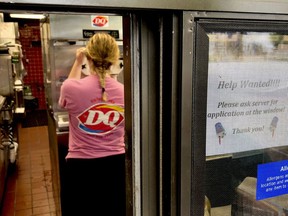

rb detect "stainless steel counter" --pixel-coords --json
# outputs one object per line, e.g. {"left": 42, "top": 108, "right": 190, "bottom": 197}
{"left": 53, "top": 111, "right": 69, "bottom": 133}
{"left": 47, "top": 109, "right": 69, "bottom": 215}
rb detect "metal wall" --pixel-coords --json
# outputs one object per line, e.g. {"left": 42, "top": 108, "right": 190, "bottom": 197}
{"left": 48, "top": 14, "right": 123, "bottom": 40}
{"left": 2, "top": 0, "right": 288, "bottom": 14}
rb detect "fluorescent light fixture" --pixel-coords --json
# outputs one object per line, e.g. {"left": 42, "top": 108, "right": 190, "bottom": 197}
{"left": 10, "top": 14, "right": 45, "bottom": 19}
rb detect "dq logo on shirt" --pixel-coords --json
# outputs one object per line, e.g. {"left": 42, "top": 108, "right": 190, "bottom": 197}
{"left": 77, "top": 104, "right": 124, "bottom": 135}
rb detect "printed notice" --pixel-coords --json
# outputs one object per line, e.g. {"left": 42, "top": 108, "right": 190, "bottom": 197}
{"left": 257, "top": 160, "right": 288, "bottom": 200}
{"left": 206, "top": 61, "right": 288, "bottom": 156}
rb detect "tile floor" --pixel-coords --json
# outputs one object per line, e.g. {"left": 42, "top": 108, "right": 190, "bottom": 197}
{"left": 1, "top": 125, "right": 57, "bottom": 216}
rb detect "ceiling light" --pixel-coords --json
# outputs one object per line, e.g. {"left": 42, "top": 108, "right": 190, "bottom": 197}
{"left": 10, "top": 14, "right": 45, "bottom": 19}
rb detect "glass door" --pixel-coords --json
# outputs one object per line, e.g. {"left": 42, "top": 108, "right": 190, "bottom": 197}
{"left": 201, "top": 20, "right": 288, "bottom": 216}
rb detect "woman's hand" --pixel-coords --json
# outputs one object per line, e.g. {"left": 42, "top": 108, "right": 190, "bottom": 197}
{"left": 68, "top": 47, "right": 87, "bottom": 79}
{"left": 75, "top": 47, "right": 86, "bottom": 64}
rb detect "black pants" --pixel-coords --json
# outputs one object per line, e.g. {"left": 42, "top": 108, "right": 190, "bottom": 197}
{"left": 62, "top": 154, "right": 126, "bottom": 216}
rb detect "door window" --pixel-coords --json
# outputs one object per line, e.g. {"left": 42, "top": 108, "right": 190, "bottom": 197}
{"left": 204, "top": 23, "right": 288, "bottom": 215}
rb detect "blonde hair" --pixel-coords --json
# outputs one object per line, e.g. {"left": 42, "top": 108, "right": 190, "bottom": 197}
{"left": 85, "top": 33, "right": 120, "bottom": 101}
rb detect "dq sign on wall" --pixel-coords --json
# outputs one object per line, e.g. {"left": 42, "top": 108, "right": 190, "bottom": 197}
{"left": 91, "top": 15, "right": 109, "bottom": 27}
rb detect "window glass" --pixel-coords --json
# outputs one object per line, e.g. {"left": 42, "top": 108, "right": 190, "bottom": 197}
{"left": 205, "top": 31, "right": 288, "bottom": 216}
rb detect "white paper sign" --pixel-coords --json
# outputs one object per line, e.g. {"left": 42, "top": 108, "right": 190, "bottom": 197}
{"left": 206, "top": 61, "right": 288, "bottom": 156}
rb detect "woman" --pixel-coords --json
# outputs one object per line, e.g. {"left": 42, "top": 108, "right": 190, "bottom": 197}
{"left": 59, "top": 33, "right": 125, "bottom": 216}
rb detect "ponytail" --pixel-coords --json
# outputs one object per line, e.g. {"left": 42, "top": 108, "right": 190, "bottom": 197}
{"left": 85, "top": 33, "right": 119, "bottom": 101}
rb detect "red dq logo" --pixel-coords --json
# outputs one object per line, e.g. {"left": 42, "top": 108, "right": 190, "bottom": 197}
{"left": 92, "top": 16, "right": 108, "bottom": 27}
{"left": 77, "top": 104, "right": 124, "bottom": 135}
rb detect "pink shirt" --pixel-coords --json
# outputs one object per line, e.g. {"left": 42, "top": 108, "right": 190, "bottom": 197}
{"left": 59, "top": 75, "right": 125, "bottom": 159}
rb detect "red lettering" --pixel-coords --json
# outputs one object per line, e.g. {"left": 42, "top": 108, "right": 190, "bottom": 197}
{"left": 92, "top": 16, "right": 108, "bottom": 27}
